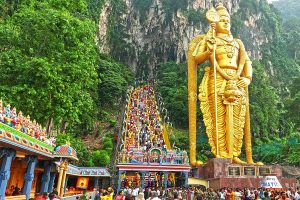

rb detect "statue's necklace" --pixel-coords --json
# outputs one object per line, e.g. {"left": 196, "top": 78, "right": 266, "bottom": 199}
{"left": 217, "top": 35, "right": 233, "bottom": 43}
{"left": 224, "top": 43, "right": 235, "bottom": 58}
{"left": 217, "top": 36, "right": 236, "bottom": 58}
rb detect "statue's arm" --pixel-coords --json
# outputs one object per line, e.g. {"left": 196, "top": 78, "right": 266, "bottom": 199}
{"left": 242, "top": 57, "right": 253, "bottom": 81}
{"left": 194, "top": 40, "right": 212, "bottom": 64}
{"left": 236, "top": 39, "right": 252, "bottom": 87}
{"left": 237, "top": 39, "right": 253, "bottom": 81}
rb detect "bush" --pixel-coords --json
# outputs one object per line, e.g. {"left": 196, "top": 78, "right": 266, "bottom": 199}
{"left": 109, "top": 119, "right": 117, "bottom": 127}
{"left": 91, "top": 150, "right": 110, "bottom": 166}
{"left": 103, "top": 139, "right": 113, "bottom": 150}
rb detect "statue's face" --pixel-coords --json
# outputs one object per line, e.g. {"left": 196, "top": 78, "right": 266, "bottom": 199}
{"left": 216, "top": 16, "right": 231, "bottom": 34}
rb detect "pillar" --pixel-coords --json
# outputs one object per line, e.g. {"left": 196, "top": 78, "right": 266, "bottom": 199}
{"left": 159, "top": 172, "right": 163, "bottom": 187}
{"left": 60, "top": 165, "right": 68, "bottom": 196}
{"left": 63, "top": 175, "right": 69, "bottom": 194}
{"left": 40, "top": 161, "right": 52, "bottom": 193}
{"left": 23, "top": 155, "right": 38, "bottom": 200}
{"left": 94, "top": 178, "right": 99, "bottom": 189}
{"left": 56, "top": 164, "right": 64, "bottom": 196}
{"left": 99, "top": 178, "right": 103, "bottom": 189}
{"left": 164, "top": 172, "right": 169, "bottom": 189}
{"left": 184, "top": 172, "right": 188, "bottom": 188}
{"left": 48, "top": 172, "right": 56, "bottom": 193}
{"left": 141, "top": 171, "right": 145, "bottom": 189}
{"left": 0, "top": 148, "right": 16, "bottom": 198}
{"left": 117, "top": 170, "right": 124, "bottom": 193}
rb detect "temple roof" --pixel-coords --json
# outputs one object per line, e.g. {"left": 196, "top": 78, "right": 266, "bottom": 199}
{"left": 0, "top": 123, "right": 54, "bottom": 158}
{"left": 53, "top": 144, "right": 78, "bottom": 161}
{"left": 55, "top": 162, "right": 110, "bottom": 177}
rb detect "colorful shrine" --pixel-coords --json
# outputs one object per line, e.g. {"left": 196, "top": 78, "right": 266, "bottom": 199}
{"left": 0, "top": 100, "right": 110, "bottom": 199}
{"left": 116, "top": 83, "right": 190, "bottom": 192}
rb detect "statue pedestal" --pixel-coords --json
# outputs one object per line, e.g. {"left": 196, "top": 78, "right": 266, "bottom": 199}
{"left": 191, "top": 158, "right": 297, "bottom": 189}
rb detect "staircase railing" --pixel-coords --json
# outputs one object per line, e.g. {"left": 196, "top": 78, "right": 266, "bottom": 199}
{"left": 108, "top": 86, "right": 132, "bottom": 188}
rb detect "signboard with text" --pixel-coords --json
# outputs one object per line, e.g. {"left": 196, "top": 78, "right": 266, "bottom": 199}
{"left": 260, "top": 176, "right": 282, "bottom": 189}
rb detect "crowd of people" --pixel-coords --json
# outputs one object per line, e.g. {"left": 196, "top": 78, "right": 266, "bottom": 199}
{"left": 32, "top": 188, "right": 96, "bottom": 200}
{"left": 27, "top": 186, "right": 300, "bottom": 200}
{"left": 123, "top": 84, "right": 164, "bottom": 152}
{"left": 110, "top": 186, "right": 300, "bottom": 200}
{"left": 0, "top": 100, "right": 56, "bottom": 146}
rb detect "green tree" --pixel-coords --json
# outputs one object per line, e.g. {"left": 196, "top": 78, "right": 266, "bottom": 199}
{"left": 282, "top": 19, "right": 300, "bottom": 63}
{"left": 249, "top": 61, "right": 281, "bottom": 140}
{"left": 102, "top": 136, "right": 113, "bottom": 154}
{"left": 285, "top": 76, "right": 300, "bottom": 130}
{"left": 253, "top": 139, "right": 284, "bottom": 164}
{"left": 98, "top": 55, "right": 133, "bottom": 107}
{"left": 157, "top": 62, "right": 188, "bottom": 127}
{"left": 287, "top": 144, "right": 300, "bottom": 165}
{"left": 169, "top": 128, "right": 189, "bottom": 151}
{"left": 0, "top": 0, "right": 99, "bottom": 133}
{"left": 0, "top": 0, "right": 22, "bottom": 19}
{"left": 86, "top": 0, "right": 106, "bottom": 22}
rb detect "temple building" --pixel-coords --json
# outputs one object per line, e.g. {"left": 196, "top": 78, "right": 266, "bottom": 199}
{"left": 116, "top": 84, "right": 190, "bottom": 192}
{"left": 0, "top": 100, "right": 110, "bottom": 199}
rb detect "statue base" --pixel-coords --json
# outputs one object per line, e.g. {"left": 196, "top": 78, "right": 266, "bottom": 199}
{"left": 190, "top": 158, "right": 297, "bottom": 189}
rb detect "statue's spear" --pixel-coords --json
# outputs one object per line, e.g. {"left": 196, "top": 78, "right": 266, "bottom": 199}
{"left": 206, "top": 8, "right": 220, "bottom": 158}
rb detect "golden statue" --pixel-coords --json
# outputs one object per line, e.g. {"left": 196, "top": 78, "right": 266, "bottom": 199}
{"left": 188, "top": 3, "right": 263, "bottom": 166}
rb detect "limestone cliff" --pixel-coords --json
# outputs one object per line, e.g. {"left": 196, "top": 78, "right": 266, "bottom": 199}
{"left": 97, "top": 0, "right": 272, "bottom": 77}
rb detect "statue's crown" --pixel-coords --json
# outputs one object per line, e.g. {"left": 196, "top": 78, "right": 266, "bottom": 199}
{"left": 216, "top": 2, "right": 230, "bottom": 18}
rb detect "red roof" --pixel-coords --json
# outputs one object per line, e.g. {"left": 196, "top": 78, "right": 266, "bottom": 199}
{"left": 53, "top": 144, "right": 78, "bottom": 161}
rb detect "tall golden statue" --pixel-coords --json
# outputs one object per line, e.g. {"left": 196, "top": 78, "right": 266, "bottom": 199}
{"left": 188, "top": 3, "right": 262, "bottom": 166}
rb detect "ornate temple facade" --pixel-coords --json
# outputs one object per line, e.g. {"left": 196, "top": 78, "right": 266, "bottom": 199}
{"left": 0, "top": 100, "right": 110, "bottom": 199}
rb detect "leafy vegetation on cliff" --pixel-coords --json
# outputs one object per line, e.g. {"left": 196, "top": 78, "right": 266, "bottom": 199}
{"left": 273, "top": 0, "right": 300, "bottom": 62}
{"left": 162, "top": 0, "right": 188, "bottom": 21}
{"left": 132, "top": 0, "right": 153, "bottom": 22}
{"left": 273, "top": 0, "right": 300, "bottom": 22}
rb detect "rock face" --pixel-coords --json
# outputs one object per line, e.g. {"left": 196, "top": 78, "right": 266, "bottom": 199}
{"left": 97, "top": 0, "right": 269, "bottom": 77}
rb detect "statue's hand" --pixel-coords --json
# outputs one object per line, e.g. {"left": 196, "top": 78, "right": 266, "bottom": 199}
{"left": 206, "top": 38, "right": 216, "bottom": 54}
{"left": 237, "top": 77, "right": 251, "bottom": 88}
{"left": 210, "top": 22, "right": 216, "bottom": 30}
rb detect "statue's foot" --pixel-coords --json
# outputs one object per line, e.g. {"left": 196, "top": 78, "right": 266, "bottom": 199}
{"left": 255, "top": 161, "right": 264, "bottom": 166}
{"left": 196, "top": 160, "right": 203, "bottom": 166}
{"left": 191, "top": 160, "right": 203, "bottom": 167}
{"left": 246, "top": 159, "right": 264, "bottom": 166}
{"left": 233, "top": 157, "right": 247, "bottom": 164}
